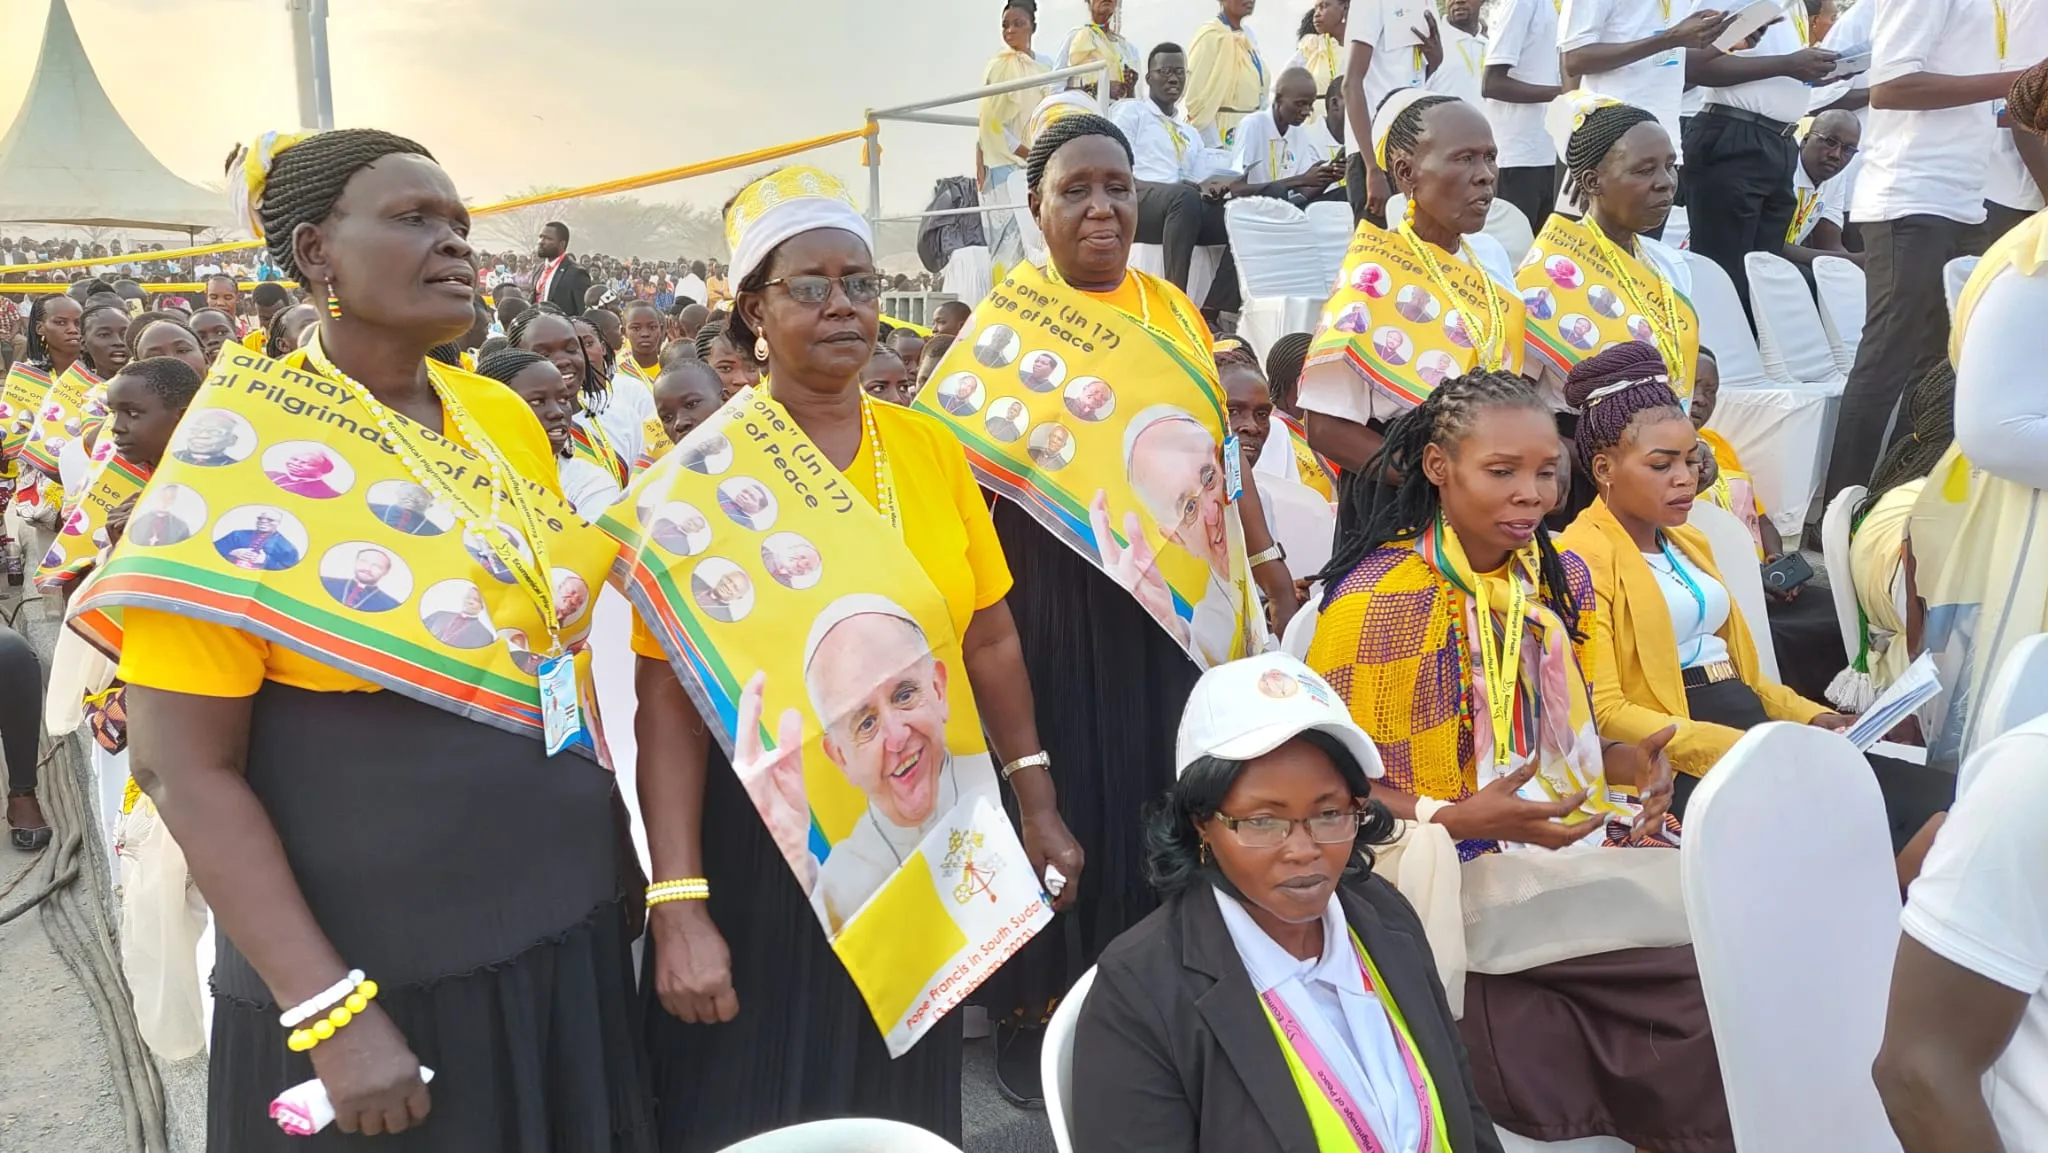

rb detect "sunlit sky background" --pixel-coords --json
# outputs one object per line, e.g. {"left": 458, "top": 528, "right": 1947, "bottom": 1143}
{"left": 0, "top": 0, "right": 1314, "bottom": 249}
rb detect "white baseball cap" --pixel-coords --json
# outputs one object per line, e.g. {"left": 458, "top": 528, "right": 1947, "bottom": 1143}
{"left": 1175, "top": 653, "right": 1385, "bottom": 780}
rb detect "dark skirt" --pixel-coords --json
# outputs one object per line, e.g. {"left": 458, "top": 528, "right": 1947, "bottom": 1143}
{"left": 973, "top": 499, "right": 1203, "bottom": 1021}
{"left": 207, "top": 683, "right": 652, "bottom": 1153}
{"left": 641, "top": 741, "right": 963, "bottom": 1151}
{"left": 1764, "top": 588, "right": 1849, "bottom": 703}
{"left": 1673, "top": 678, "right": 1953, "bottom": 852}
{"left": 1462, "top": 946, "right": 1734, "bottom": 1153}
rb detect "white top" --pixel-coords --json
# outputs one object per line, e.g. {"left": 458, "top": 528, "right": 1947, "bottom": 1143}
{"left": 1850, "top": 0, "right": 2001, "bottom": 224}
{"left": 674, "top": 273, "right": 708, "bottom": 305}
{"left": 1700, "top": 1, "right": 1812, "bottom": 125}
{"left": 1988, "top": 0, "right": 2048, "bottom": 211}
{"left": 557, "top": 454, "right": 622, "bottom": 522}
{"left": 1791, "top": 160, "right": 1850, "bottom": 242}
{"left": 1234, "top": 111, "right": 1323, "bottom": 184}
{"left": 1819, "top": 0, "right": 1877, "bottom": 134}
{"left": 1484, "top": 0, "right": 1565, "bottom": 169}
{"left": 1212, "top": 887, "right": 1422, "bottom": 1152}
{"left": 1192, "top": 18, "right": 1268, "bottom": 149}
{"left": 593, "top": 373, "right": 656, "bottom": 469}
{"left": 1643, "top": 541, "right": 1732, "bottom": 668}
{"left": 1348, "top": 0, "right": 1432, "bottom": 151}
{"left": 1112, "top": 99, "right": 1205, "bottom": 184}
{"left": 1901, "top": 713, "right": 2048, "bottom": 1149}
{"left": 1954, "top": 252, "right": 2048, "bottom": 488}
{"left": 1302, "top": 120, "right": 1347, "bottom": 165}
{"left": 1559, "top": 0, "right": 1693, "bottom": 161}
{"left": 1425, "top": 28, "right": 1490, "bottom": 107}
{"left": 1056, "top": 24, "right": 1143, "bottom": 90}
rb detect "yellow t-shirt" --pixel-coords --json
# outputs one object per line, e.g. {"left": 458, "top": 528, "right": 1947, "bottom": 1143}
{"left": 1085, "top": 273, "right": 1216, "bottom": 359}
{"left": 117, "top": 359, "right": 564, "bottom": 697}
{"left": 630, "top": 400, "right": 1014, "bottom": 660}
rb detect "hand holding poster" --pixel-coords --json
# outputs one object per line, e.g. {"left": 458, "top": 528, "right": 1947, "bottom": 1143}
{"left": 912, "top": 264, "right": 1261, "bottom": 668}
{"left": 604, "top": 388, "right": 1050, "bottom": 1057}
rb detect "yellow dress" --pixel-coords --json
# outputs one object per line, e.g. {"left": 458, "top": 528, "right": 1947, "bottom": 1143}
{"left": 1186, "top": 17, "right": 1268, "bottom": 147}
{"left": 979, "top": 49, "right": 1055, "bottom": 172}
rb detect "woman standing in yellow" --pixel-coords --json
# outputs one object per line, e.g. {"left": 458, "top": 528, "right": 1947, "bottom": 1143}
{"left": 1056, "top": 0, "right": 1141, "bottom": 100}
{"left": 1288, "top": 0, "right": 1350, "bottom": 93}
{"left": 1187, "top": 0, "right": 1269, "bottom": 148}
{"left": 980, "top": 1, "right": 1055, "bottom": 194}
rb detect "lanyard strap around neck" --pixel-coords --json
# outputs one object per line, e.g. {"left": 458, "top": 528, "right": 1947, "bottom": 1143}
{"left": 1656, "top": 534, "right": 1711, "bottom": 663}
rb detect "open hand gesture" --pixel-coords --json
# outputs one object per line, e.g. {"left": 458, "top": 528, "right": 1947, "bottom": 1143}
{"left": 733, "top": 671, "right": 816, "bottom": 892}
{"left": 1090, "top": 491, "right": 1187, "bottom": 644}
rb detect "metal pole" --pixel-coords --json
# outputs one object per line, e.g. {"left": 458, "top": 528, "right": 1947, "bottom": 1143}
{"left": 308, "top": 0, "right": 334, "bottom": 129}
{"left": 865, "top": 116, "right": 882, "bottom": 227}
{"left": 287, "top": 0, "right": 335, "bottom": 131}
{"left": 867, "top": 62, "right": 1106, "bottom": 119}
{"left": 871, "top": 111, "right": 979, "bottom": 129}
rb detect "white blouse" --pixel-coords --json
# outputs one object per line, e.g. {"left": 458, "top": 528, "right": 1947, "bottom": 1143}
{"left": 1643, "top": 542, "right": 1732, "bottom": 669}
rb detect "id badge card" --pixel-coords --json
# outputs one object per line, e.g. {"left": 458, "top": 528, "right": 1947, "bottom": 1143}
{"left": 1224, "top": 433, "right": 1244, "bottom": 502}
{"left": 538, "top": 653, "right": 588, "bottom": 758}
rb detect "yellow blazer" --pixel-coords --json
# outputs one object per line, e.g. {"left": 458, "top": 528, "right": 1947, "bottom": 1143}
{"left": 1558, "top": 499, "right": 1827, "bottom": 778}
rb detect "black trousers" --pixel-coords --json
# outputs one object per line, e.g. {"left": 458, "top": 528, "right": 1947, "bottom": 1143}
{"left": 1134, "top": 181, "right": 1242, "bottom": 313}
{"left": 1822, "top": 214, "right": 1989, "bottom": 504}
{"left": 0, "top": 623, "right": 42, "bottom": 795}
{"left": 1497, "top": 165, "right": 1559, "bottom": 233}
{"left": 1670, "top": 678, "right": 1953, "bottom": 854}
{"left": 1347, "top": 152, "right": 1385, "bottom": 227}
{"left": 1680, "top": 110, "right": 1799, "bottom": 317}
{"left": 1986, "top": 199, "right": 2036, "bottom": 244}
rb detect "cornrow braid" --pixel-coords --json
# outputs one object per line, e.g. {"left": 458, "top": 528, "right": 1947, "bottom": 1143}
{"left": 1264, "top": 331, "right": 1312, "bottom": 409}
{"left": 257, "top": 129, "right": 434, "bottom": 280}
{"left": 473, "top": 346, "right": 549, "bottom": 385}
{"left": 426, "top": 342, "right": 463, "bottom": 367}
{"left": 693, "top": 325, "right": 723, "bottom": 362}
{"left": 1315, "top": 370, "right": 1582, "bottom": 637}
{"left": 1025, "top": 112, "right": 1133, "bottom": 195}
{"left": 23, "top": 296, "right": 53, "bottom": 366}
{"left": 502, "top": 302, "right": 565, "bottom": 352}
{"left": 124, "top": 310, "right": 179, "bottom": 354}
{"left": 1214, "top": 342, "right": 1262, "bottom": 373}
{"left": 1857, "top": 362, "right": 1956, "bottom": 521}
{"left": 1379, "top": 92, "right": 1457, "bottom": 172}
{"left": 115, "top": 357, "right": 202, "bottom": 408}
{"left": 1564, "top": 103, "right": 1658, "bottom": 211}
{"left": 2011, "top": 57, "right": 2048, "bottom": 135}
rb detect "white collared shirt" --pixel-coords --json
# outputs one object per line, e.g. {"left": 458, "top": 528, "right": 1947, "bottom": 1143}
{"left": 1347, "top": 0, "right": 1432, "bottom": 151}
{"left": 1213, "top": 887, "right": 1422, "bottom": 1151}
{"left": 1700, "top": 0, "right": 1812, "bottom": 126}
{"left": 1235, "top": 111, "right": 1323, "bottom": 184}
{"left": 1988, "top": 0, "right": 2048, "bottom": 211}
{"left": 1791, "top": 159, "right": 1849, "bottom": 242}
{"left": 1559, "top": 0, "right": 1695, "bottom": 161}
{"left": 1425, "top": 27, "right": 1490, "bottom": 107}
{"left": 1112, "top": 99, "right": 1204, "bottom": 183}
{"left": 1851, "top": 0, "right": 2001, "bottom": 224}
{"left": 1485, "top": 0, "right": 1565, "bottom": 169}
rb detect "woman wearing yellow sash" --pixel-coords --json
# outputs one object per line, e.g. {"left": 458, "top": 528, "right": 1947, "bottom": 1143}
{"left": 1299, "top": 91, "right": 1526, "bottom": 478}
{"left": 980, "top": 1, "right": 1056, "bottom": 194}
{"left": 1187, "top": 0, "right": 1269, "bottom": 148}
{"left": 1307, "top": 371, "right": 1735, "bottom": 1150}
{"left": 1288, "top": 0, "right": 1350, "bottom": 93}
{"left": 1056, "top": 0, "right": 1141, "bottom": 99}
{"left": 0, "top": 295, "right": 80, "bottom": 538}
{"left": 631, "top": 166, "right": 1083, "bottom": 1149}
{"left": 475, "top": 346, "right": 620, "bottom": 520}
{"left": 100, "top": 129, "right": 651, "bottom": 1149}
{"left": 617, "top": 299, "right": 667, "bottom": 387}
{"left": 1076, "top": 653, "right": 1495, "bottom": 1152}
{"left": 1518, "top": 94, "right": 1698, "bottom": 408}
{"left": 25, "top": 300, "right": 130, "bottom": 523}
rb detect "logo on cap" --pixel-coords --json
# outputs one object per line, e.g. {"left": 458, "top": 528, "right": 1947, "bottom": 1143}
{"left": 1257, "top": 669, "right": 1298, "bottom": 699}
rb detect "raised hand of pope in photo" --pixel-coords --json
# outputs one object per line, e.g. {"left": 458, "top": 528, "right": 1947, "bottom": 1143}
{"left": 733, "top": 670, "right": 817, "bottom": 893}
{"left": 1090, "top": 490, "right": 1189, "bottom": 647}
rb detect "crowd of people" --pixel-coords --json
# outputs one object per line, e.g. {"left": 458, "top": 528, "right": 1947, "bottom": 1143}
{"left": 0, "top": 0, "right": 2045, "bottom": 1151}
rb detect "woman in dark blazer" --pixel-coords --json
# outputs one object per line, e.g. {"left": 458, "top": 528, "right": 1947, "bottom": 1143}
{"left": 1072, "top": 653, "right": 1501, "bottom": 1153}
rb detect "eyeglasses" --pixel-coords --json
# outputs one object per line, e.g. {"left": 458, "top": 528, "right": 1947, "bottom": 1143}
{"left": 1808, "top": 132, "right": 1859, "bottom": 158}
{"left": 763, "top": 273, "right": 889, "bottom": 305}
{"left": 1213, "top": 807, "right": 1363, "bottom": 848}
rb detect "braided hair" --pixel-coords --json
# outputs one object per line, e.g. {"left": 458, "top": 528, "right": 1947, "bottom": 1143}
{"left": 1214, "top": 341, "right": 1262, "bottom": 373}
{"left": 257, "top": 129, "right": 434, "bottom": 281}
{"left": 23, "top": 295, "right": 65, "bottom": 368}
{"left": 1315, "top": 371, "right": 1582, "bottom": 636}
{"left": 1264, "top": 331, "right": 1312, "bottom": 410}
{"left": 426, "top": 342, "right": 463, "bottom": 367}
{"left": 1561, "top": 341, "right": 1686, "bottom": 479}
{"left": 1857, "top": 362, "right": 1956, "bottom": 521}
{"left": 2010, "top": 57, "right": 2048, "bottom": 134}
{"left": 1564, "top": 103, "right": 1658, "bottom": 211}
{"left": 1024, "top": 112, "right": 1133, "bottom": 195}
{"left": 473, "top": 346, "right": 550, "bottom": 386}
{"left": 1378, "top": 92, "right": 1457, "bottom": 178}
{"left": 78, "top": 301, "right": 131, "bottom": 375}
{"left": 123, "top": 310, "right": 179, "bottom": 354}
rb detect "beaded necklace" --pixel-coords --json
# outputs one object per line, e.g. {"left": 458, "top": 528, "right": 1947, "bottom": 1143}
{"left": 305, "top": 332, "right": 562, "bottom": 655}
{"left": 1399, "top": 223, "right": 1508, "bottom": 371}
{"left": 1042, "top": 260, "right": 1211, "bottom": 368}
{"left": 860, "top": 395, "right": 899, "bottom": 532}
{"left": 1584, "top": 218, "right": 1687, "bottom": 386}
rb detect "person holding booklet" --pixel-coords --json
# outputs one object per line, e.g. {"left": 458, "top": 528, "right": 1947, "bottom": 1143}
{"left": 83, "top": 128, "right": 650, "bottom": 1149}
{"left": 626, "top": 165, "right": 1083, "bottom": 1150}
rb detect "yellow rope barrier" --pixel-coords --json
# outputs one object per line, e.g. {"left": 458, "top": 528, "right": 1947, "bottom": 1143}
{"left": 0, "top": 121, "right": 877, "bottom": 280}
{"left": 0, "top": 281, "right": 298, "bottom": 294}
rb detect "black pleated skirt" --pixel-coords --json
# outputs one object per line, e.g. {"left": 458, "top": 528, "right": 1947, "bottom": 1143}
{"left": 206, "top": 683, "right": 653, "bottom": 1153}
{"left": 640, "top": 741, "right": 962, "bottom": 1151}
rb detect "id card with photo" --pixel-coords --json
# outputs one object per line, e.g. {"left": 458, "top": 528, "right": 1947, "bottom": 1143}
{"left": 538, "top": 653, "right": 587, "bottom": 758}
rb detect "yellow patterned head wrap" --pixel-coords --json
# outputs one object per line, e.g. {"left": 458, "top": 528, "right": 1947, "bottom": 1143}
{"left": 228, "top": 131, "right": 315, "bottom": 242}
{"left": 723, "top": 166, "right": 874, "bottom": 287}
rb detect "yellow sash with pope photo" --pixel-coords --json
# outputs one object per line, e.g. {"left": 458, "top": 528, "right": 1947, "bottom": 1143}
{"left": 602, "top": 388, "right": 1051, "bottom": 1057}
{"left": 1304, "top": 220, "right": 1527, "bottom": 411}
{"left": 1517, "top": 213, "right": 1699, "bottom": 399}
{"left": 69, "top": 348, "right": 619, "bottom": 749}
{"left": 36, "top": 452, "right": 149, "bottom": 593}
{"left": 24, "top": 361, "right": 105, "bottom": 476}
{"left": 0, "top": 362, "right": 51, "bottom": 468}
{"left": 914, "top": 262, "right": 1261, "bottom": 669}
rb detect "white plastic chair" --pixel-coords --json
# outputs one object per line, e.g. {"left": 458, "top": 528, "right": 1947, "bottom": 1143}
{"left": 1944, "top": 255, "right": 1981, "bottom": 322}
{"left": 1685, "top": 251, "right": 1770, "bottom": 390}
{"left": 1128, "top": 244, "right": 1222, "bottom": 311}
{"left": 1042, "top": 965, "right": 1097, "bottom": 1153}
{"left": 1812, "top": 256, "right": 1867, "bottom": 376}
{"left": 716, "top": 1119, "right": 964, "bottom": 1153}
{"left": 1963, "top": 633, "right": 2048, "bottom": 793}
{"left": 1681, "top": 723, "right": 1905, "bottom": 1153}
{"left": 1227, "top": 197, "right": 1342, "bottom": 359}
{"left": 1745, "top": 251, "right": 1846, "bottom": 387}
{"left": 1382, "top": 193, "right": 1536, "bottom": 268}
{"left": 1661, "top": 204, "right": 1690, "bottom": 252}
{"left": 1690, "top": 499, "right": 1780, "bottom": 684}
{"left": 1259, "top": 473, "right": 1336, "bottom": 581}
{"left": 1305, "top": 200, "right": 1357, "bottom": 276}
{"left": 1281, "top": 601, "right": 1320, "bottom": 659}
{"left": 1820, "top": 485, "right": 1868, "bottom": 668}
{"left": 939, "top": 246, "right": 993, "bottom": 307}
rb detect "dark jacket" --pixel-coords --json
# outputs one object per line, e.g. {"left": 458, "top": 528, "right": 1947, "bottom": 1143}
{"left": 1073, "top": 875, "right": 1502, "bottom": 1153}
{"left": 541, "top": 256, "right": 595, "bottom": 316}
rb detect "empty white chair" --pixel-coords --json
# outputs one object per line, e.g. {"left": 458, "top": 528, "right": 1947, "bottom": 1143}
{"left": 1820, "top": 484, "right": 1869, "bottom": 687}
{"left": 1227, "top": 198, "right": 1342, "bottom": 358}
{"left": 1259, "top": 472, "right": 1336, "bottom": 580}
{"left": 1382, "top": 193, "right": 1535, "bottom": 268}
{"left": 1944, "top": 255, "right": 1981, "bottom": 321}
{"left": 1042, "top": 966, "right": 1097, "bottom": 1153}
{"left": 1964, "top": 634, "right": 2048, "bottom": 792}
{"left": 939, "top": 245, "right": 993, "bottom": 307}
{"left": 1745, "top": 251, "right": 1846, "bottom": 388}
{"left": 1305, "top": 199, "right": 1357, "bottom": 278}
{"left": 716, "top": 1119, "right": 964, "bottom": 1153}
{"left": 1280, "top": 601, "right": 1320, "bottom": 659}
{"left": 1812, "top": 256, "right": 1866, "bottom": 376}
{"left": 1661, "top": 204, "right": 1690, "bottom": 252}
{"left": 1681, "top": 723, "right": 1905, "bottom": 1153}
{"left": 1689, "top": 499, "right": 1780, "bottom": 684}
{"left": 1128, "top": 244, "right": 1223, "bottom": 312}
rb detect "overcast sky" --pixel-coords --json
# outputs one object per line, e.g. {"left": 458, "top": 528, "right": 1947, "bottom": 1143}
{"left": 0, "top": 0, "right": 1313, "bottom": 236}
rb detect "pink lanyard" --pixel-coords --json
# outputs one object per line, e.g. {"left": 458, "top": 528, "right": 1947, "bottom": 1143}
{"left": 1260, "top": 940, "right": 1436, "bottom": 1153}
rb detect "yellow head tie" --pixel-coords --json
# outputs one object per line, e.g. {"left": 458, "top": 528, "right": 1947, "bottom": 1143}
{"left": 230, "top": 130, "right": 315, "bottom": 242}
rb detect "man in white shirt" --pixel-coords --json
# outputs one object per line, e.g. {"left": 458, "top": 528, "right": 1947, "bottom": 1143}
{"left": 1484, "top": 0, "right": 1567, "bottom": 226}
{"left": 1875, "top": 714, "right": 2048, "bottom": 1152}
{"left": 1820, "top": 0, "right": 2023, "bottom": 508}
{"left": 674, "top": 260, "right": 708, "bottom": 308}
{"left": 1111, "top": 43, "right": 1242, "bottom": 318}
{"left": 1231, "top": 67, "right": 1345, "bottom": 203}
{"left": 1781, "top": 109, "right": 1861, "bottom": 267}
{"left": 1343, "top": 0, "right": 1435, "bottom": 221}
{"left": 1986, "top": 0, "right": 2048, "bottom": 240}
{"left": 1559, "top": 0, "right": 1732, "bottom": 171}
{"left": 1425, "top": 0, "right": 1489, "bottom": 106}
{"left": 1679, "top": 4, "right": 1839, "bottom": 312}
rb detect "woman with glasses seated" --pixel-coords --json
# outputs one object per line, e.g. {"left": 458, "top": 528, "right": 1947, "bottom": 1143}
{"left": 1073, "top": 653, "right": 1500, "bottom": 1153}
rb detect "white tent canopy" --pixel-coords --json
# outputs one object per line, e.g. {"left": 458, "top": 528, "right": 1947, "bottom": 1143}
{"left": 0, "top": 0, "right": 233, "bottom": 232}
